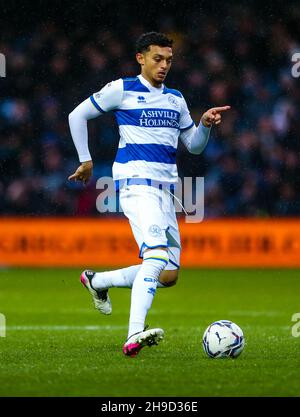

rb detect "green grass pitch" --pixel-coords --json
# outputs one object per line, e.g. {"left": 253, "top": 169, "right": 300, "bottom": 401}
{"left": 0, "top": 268, "right": 300, "bottom": 397}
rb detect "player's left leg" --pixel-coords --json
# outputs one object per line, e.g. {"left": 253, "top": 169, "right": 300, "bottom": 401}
{"left": 158, "top": 245, "right": 181, "bottom": 287}
{"left": 159, "top": 268, "right": 179, "bottom": 286}
{"left": 122, "top": 247, "right": 168, "bottom": 357}
{"left": 121, "top": 250, "right": 179, "bottom": 358}
{"left": 121, "top": 257, "right": 178, "bottom": 357}
{"left": 119, "top": 184, "right": 174, "bottom": 356}
{"left": 158, "top": 200, "right": 181, "bottom": 287}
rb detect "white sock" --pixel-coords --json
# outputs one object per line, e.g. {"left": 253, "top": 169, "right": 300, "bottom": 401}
{"left": 91, "top": 265, "right": 141, "bottom": 289}
{"left": 92, "top": 265, "right": 170, "bottom": 290}
{"left": 128, "top": 249, "right": 169, "bottom": 338}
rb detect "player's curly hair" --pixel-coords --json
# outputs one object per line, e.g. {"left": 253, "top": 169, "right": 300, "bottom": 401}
{"left": 136, "top": 32, "right": 173, "bottom": 53}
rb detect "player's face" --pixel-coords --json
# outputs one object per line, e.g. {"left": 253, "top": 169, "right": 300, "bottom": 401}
{"left": 137, "top": 45, "right": 173, "bottom": 87}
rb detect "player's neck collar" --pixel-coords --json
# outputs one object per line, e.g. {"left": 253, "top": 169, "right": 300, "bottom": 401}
{"left": 138, "top": 74, "right": 164, "bottom": 92}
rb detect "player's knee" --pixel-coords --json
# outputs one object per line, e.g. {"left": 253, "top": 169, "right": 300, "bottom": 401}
{"left": 144, "top": 246, "right": 168, "bottom": 254}
{"left": 143, "top": 248, "right": 169, "bottom": 272}
{"left": 159, "top": 269, "right": 179, "bottom": 287}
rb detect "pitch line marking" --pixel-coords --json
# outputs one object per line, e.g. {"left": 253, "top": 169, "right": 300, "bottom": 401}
{"left": 6, "top": 325, "right": 127, "bottom": 331}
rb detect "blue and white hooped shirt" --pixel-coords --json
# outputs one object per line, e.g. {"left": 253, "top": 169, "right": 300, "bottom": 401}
{"left": 90, "top": 74, "right": 195, "bottom": 185}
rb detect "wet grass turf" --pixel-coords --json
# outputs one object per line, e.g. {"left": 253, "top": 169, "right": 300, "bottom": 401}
{"left": 0, "top": 268, "right": 299, "bottom": 396}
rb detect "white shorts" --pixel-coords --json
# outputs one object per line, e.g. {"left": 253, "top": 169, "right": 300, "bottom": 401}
{"left": 119, "top": 182, "right": 181, "bottom": 270}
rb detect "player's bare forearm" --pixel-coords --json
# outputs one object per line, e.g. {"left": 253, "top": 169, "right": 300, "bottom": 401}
{"left": 201, "top": 105, "right": 231, "bottom": 127}
{"left": 68, "top": 160, "right": 93, "bottom": 185}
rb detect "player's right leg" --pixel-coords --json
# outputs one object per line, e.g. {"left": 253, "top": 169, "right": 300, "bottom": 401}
{"left": 80, "top": 261, "right": 179, "bottom": 316}
{"left": 80, "top": 264, "right": 143, "bottom": 314}
{"left": 80, "top": 270, "right": 112, "bottom": 315}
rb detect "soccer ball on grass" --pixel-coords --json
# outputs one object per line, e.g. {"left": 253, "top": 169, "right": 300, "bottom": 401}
{"left": 202, "top": 320, "right": 245, "bottom": 358}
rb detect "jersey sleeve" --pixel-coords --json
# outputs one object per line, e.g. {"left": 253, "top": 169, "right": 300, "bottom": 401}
{"left": 179, "top": 97, "right": 195, "bottom": 132}
{"left": 90, "top": 78, "right": 123, "bottom": 113}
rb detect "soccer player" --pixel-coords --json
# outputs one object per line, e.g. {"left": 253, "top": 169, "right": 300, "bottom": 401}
{"left": 68, "top": 32, "right": 230, "bottom": 357}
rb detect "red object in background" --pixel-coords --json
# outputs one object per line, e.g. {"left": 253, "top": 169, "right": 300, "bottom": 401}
{"left": 1, "top": 218, "right": 300, "bottom": 268}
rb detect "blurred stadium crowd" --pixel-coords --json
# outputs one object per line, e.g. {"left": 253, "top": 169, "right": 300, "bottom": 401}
{"left": 1, "top": 1, "right": 300, "bottom": 217}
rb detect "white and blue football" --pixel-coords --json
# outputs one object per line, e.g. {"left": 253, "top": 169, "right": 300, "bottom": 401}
{"left": 202, "top": 320, "right": 245, "bottom": 358}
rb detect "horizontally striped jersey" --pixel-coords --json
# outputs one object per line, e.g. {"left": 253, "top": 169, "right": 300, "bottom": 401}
{"left": 90, "top": 74, "right": 195, "bottom": 184}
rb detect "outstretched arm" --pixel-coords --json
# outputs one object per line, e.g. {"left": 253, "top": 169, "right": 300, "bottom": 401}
{"left": 201, "top": 106, "right": 231, "bottom": 128}
{"left": 180, "top": 106, "right": 231, "bottom": 154}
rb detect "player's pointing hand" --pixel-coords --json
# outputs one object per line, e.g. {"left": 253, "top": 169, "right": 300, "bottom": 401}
{"left": 201, "top": 106, "right": 231, "bottom": 128}
{"left": 68, "top": 160, "right": 93, "bottom": 185}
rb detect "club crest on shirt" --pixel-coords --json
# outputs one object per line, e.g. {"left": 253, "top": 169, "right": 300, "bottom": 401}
{"left": 148, "top": 224, "right": 162, "bottom": 238}
{"left": 168, "top": 95, "right": 179, "bottom": 108}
